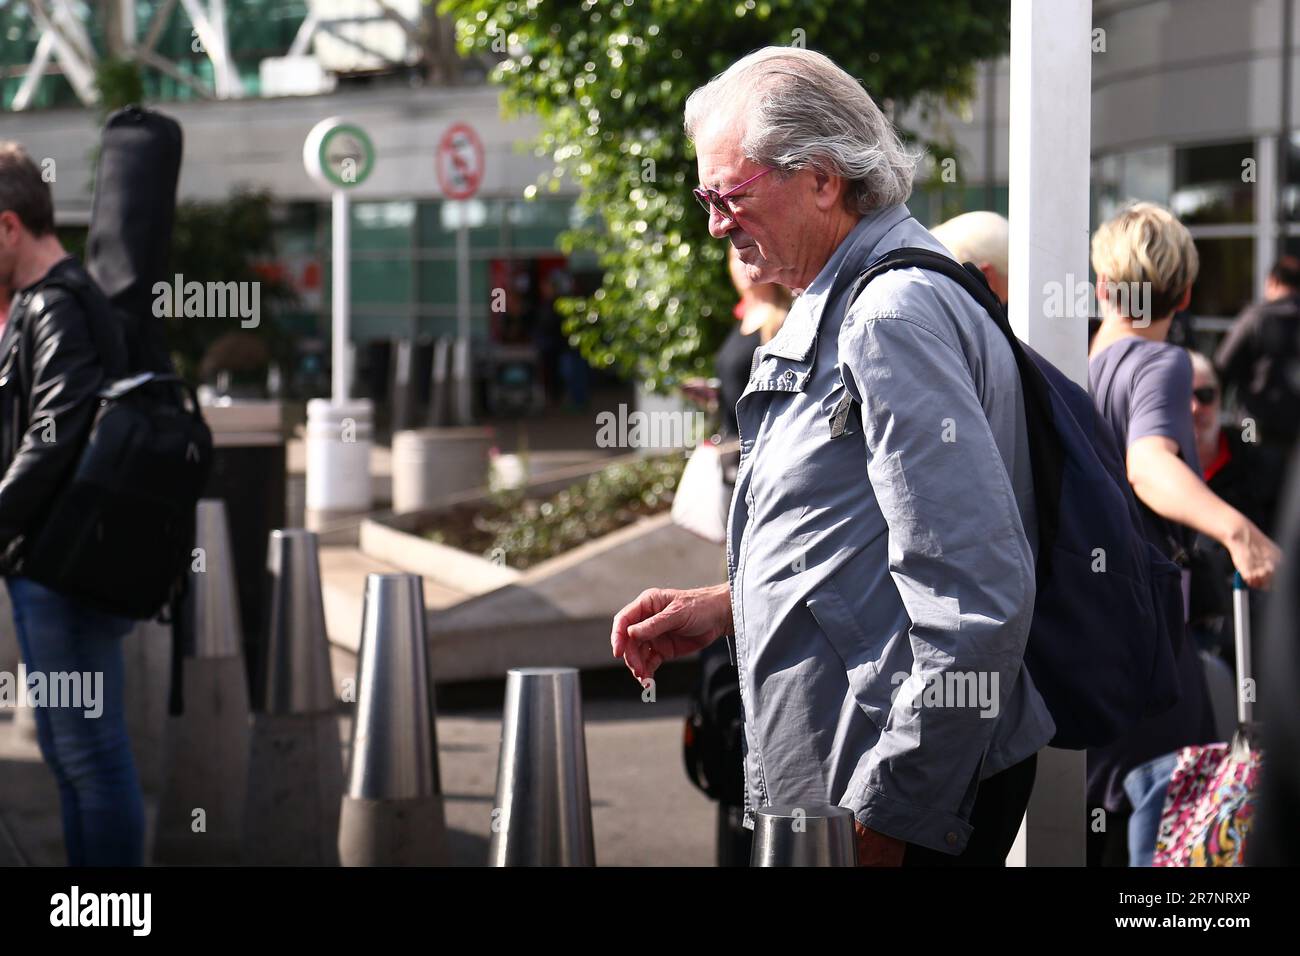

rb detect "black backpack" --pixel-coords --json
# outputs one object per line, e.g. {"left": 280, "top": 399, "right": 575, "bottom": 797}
{"left": 847, "top": 248, "right": 1184, "bottom": 749}
{"left": 13, "top": 268, "right": 213, "bottom": 620}
{"left": 683, "top": 638, "right": 747, "bottom": 805}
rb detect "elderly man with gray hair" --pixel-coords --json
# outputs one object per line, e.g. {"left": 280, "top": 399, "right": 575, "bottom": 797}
{"left": 611, "top": 48, "right": 1053, "bottom": 866}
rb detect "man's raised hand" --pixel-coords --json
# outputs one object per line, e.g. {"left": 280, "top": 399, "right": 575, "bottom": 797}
{"left": 610, "top": 584, "right": 733, "bottom": 682}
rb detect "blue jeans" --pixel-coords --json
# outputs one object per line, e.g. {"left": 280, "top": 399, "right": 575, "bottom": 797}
{"left": 1122, "top": 751, "right": 1181, "bottom": 867}
{"left": 7, "top": 576, "right": 144, "bottom": 866}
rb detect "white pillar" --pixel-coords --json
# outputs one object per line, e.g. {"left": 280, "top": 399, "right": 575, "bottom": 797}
{"left": 1006, "top": 0, "right": 1092, "bottom": 866}
{"left": 332, "top": 189, "right": 351, "bottom": 404}
{"left": 305, "top": 190, "right": 372, "bottom": 529}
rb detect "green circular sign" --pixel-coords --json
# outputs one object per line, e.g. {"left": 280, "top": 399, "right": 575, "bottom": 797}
{"left": 317, "top": 123, "right": 374, "bottom": 188}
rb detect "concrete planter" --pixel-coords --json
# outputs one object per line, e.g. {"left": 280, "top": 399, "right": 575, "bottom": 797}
{"left": 391, "top": 427, "right": 494, "bottom": 514}
{"left": 353, "top": 451, "right": 722, "bottom": 681}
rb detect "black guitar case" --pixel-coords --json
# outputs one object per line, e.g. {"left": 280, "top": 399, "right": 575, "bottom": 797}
{"left": 85, "top": 105, "right": 183, "bottom": 375}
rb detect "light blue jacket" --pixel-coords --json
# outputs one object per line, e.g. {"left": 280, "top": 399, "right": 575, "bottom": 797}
{"left": 727, "top": 203, "right": 1056, "bottom": 854}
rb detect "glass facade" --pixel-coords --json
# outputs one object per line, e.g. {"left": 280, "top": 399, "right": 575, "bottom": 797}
{"left": 1093, "top": 139, "right": 1265, "bottom": 322}
{"left": 273, "top": 196, "right": 595, "bottom": 344}
{"left": 0, "top": 1, "right": 308, "bottom": 110}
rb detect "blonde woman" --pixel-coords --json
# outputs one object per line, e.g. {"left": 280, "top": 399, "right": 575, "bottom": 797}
{"left": 1087, "top": 201, "right": 1280, "bottom": 867}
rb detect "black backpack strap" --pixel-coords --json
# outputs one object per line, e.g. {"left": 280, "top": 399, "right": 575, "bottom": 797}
{"left": 845, "top": 247, "right": 1064, "bottom": 578}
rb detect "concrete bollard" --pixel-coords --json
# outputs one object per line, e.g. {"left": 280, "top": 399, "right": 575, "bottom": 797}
{"left": 488, "top": 667, "right": 595, "bottom": 867}
{"left": 122, "top": 619, "right": 170, "bottom": 796}
{"left": 338, "top": 573, "right": 445, "bottom": 866}
{"left": 242, "top": 529, "right": 343, "bottom": 866}
{"left": 391, "top": 427, "right": 493, "bottom": 514}
{"left": 750, "top": 805, "right": 857, "bottom": 867}
{"left": 427, "top": 336, "right": 452, "bottom": 427}
{"left": 155, "top": 499, "right": 251, "bottom": 865}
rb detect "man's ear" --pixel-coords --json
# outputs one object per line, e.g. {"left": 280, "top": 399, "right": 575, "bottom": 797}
{"left": 1174, "top": 284, "right": 1192, "bottom": 313}
{"left": 811, "top": 169, "right": 845, "bottom": 212}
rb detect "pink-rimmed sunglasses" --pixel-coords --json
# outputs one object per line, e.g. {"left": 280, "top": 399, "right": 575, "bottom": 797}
{"left": 692, "top": 167, "right": 774, "bottom": 221}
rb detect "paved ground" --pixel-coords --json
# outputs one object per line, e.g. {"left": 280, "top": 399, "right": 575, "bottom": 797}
{"left": 0, "top": 390, "right": 719, "bottom": 867}
{"left": 0, "top": 691, "right": 716, "bottom": 867}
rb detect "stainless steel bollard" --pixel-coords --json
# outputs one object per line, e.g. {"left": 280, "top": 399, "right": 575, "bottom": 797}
{"left": 488, "top": 667, "right": 595, "bottom": 866}
{"left": 262, "top": 529, "right": 336, "bottom": 715}
{"left": 750, "top": 805, "right": 857, "bottom": 867}
{"left": 339, "top": 573, "right": 445, "bottom": 866}
{"left": 242, "top": 528, "right": 343, "bottom": 866}
{"left": 190, "top": 499, "right": 245, "bottom": 660}
{"left": 156, "top": 499, "right": 251, "bottom": 865}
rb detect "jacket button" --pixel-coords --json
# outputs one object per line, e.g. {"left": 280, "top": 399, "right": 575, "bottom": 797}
{"left": 782, "top": 370, "right": 795, "bottom": 384}
{"left": 945, "top": 832, "right": 959, "bottom": 847}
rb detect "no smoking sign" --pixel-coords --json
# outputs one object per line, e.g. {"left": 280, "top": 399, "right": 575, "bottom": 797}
{"left": 437, "top": 123, "right": 485, "bottom": 200}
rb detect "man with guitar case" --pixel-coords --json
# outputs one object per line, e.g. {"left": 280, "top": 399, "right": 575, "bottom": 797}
{"left": 0, "top": 109, "right": 210, "bottom": 866}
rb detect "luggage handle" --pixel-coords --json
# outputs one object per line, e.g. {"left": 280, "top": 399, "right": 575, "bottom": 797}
{"left": 1232, "top": 572, "right": 1254, "bottom": 726}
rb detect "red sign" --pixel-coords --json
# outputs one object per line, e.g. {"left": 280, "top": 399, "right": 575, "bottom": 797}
{"left": 436, "top": 122, "right": 485, "bottom": 200}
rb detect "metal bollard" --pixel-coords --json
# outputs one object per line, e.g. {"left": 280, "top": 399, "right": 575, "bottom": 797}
{"left": 156, "top": 499, "right": 251, "bottom": 865}
{"left": 242, "top": 529, "right": 343, "bottom": 866}
{"left": 750, "top": 805, "right": 858, "bottom": 867}
{"left": 338, "top": 573, "right": 445, "bottom": 866}
{"left": 488, "top": 667, "right": 595, "bottom": 866}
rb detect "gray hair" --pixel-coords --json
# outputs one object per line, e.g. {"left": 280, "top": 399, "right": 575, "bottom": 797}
{"left": 684, "top": 47, "right": 917, "bottom": 214}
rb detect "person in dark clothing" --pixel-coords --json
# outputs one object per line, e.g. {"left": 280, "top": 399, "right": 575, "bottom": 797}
{"left": 1086, "top": 202, "right": 1281, "bottom": 868}
{"left": 1249, "top": 448, "right": 1300, "bottom": 865}
{"left": 0, "top": 142, "right": 143, "bottom": 866}
{"left": 1215, "top": 255, "right": 1300, "bottom": 454}
{"left": 1187, "top": 351, "right": 1285, "bottom": 671}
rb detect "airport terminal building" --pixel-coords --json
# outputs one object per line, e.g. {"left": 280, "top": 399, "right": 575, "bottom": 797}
{"left": 1, "top": 0, "right": 1296, "bottom": 397}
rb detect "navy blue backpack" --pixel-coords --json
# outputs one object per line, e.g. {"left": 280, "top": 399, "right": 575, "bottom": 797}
{"left": 847, "top": 248, "right": 1183, "bottom": 749}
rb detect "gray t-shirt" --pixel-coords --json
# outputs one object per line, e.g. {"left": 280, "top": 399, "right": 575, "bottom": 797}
{"left": 1090, "top": 337, "right": 1201, "bottom": 559}
{"left": 1087, "top": 335, "right": 1216, "bottom": 813}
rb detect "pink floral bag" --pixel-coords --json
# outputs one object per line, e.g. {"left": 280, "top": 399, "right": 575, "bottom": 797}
{"left": 1152, "top": 735, "right": 1261, "bottom": 866}
{"left": 1153, "top": 574, "right": 1262, "bottom": 867}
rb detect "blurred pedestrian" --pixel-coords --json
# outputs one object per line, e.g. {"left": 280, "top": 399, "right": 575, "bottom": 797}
{"left": 1186, "top": 351, "right": 1283, "bottom": 659}
{"left": 0, "top": 142, "right": 142, "bottom": 866}
{"left": 1215, "top": 255, "right": 1300, "bottom": 458}
{"left": 1086, "top": 202, "right": 1281, "bottom": 867}
{"left": 1250, "top": 449, "right": 1300, "bottom": 865}
{"left": 929, "top": 210, "right": 1009, "bottom": 305}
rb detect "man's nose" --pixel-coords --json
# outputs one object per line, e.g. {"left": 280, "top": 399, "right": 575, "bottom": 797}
{"left": 707, "top": 205, "right": 733, "bottom": 240}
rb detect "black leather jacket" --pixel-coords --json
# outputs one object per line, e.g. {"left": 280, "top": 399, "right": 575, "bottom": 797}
{"left": 0, "top": 257, "right": 126, "bottom": 566}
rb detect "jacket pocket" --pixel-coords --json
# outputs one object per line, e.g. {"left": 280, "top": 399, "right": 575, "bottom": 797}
{"left": 804, "top": 569, "right": 910, "bottom": 730}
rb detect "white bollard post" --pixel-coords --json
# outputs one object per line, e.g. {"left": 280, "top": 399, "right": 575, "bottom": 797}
{"left": 1006, "top": 0, "right": 1093, "bottom": 866}
{"left": 305, "top": 397, "right": 374, "bottom": 531}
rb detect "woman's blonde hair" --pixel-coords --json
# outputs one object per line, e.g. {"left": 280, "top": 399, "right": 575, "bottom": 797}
{"left": 1090, "top": 201, "right": 1199, "bottom": 323}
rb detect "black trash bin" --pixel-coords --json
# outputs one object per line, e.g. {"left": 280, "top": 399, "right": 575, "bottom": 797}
{"left": 197, "top": 400, "right": 286, "bottom": 711}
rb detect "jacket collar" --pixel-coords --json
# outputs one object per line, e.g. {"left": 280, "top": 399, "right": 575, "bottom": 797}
{"left": 762, "top": 203, "right": 914, "bottom": 361}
